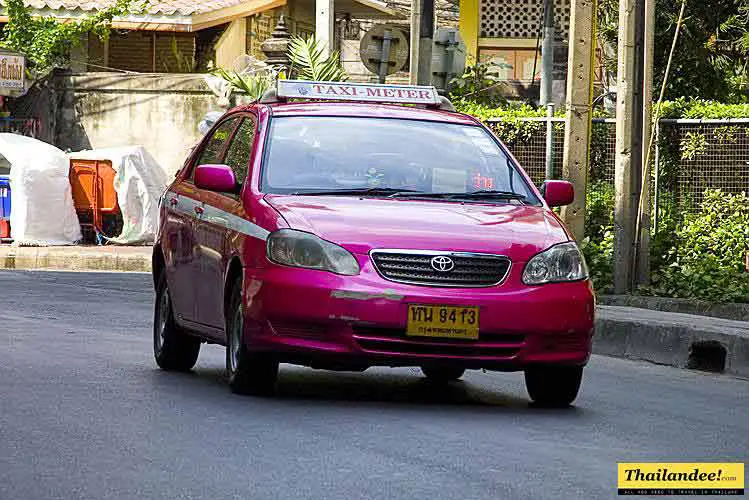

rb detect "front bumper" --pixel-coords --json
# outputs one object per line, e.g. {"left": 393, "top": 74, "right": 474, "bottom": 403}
{"left": 242, "top": 258, "right": 595, "bottom": 371}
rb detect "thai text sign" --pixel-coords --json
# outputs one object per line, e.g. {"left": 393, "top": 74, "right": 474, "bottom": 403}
{"left": 0, "top": 53, "right": 25, "bottom": 91}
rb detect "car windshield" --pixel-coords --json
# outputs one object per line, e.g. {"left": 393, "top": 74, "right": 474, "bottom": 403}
{"left": 261, "top": 116, "right": 539, "bottom": 203}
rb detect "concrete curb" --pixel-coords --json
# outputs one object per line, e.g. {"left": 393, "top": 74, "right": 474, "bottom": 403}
{"left": 600, "top": 294, "right": 749, "bottom": 322}
{"left": 0, "top": 247, "right": 151, "bottom": 272}
{"left": 594, "top": 306, "right": 749, "bottom": 378}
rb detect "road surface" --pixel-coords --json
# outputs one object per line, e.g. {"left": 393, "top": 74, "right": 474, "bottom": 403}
{"left": 1, "top": 271, "right": 747, "bottom": 500}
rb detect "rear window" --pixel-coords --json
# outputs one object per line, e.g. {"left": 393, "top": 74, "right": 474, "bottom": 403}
{"left": 260, "top": 116, "right": 538, "bottom": 202}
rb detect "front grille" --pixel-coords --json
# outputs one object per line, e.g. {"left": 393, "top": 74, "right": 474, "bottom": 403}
{"left": 370, "top": 250, "right": 511, "bottom": 287}
{"left": 352, "top": 327, "right": 524, "bottom": 359}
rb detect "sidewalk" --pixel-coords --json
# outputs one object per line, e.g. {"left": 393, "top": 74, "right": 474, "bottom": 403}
{"left": 0, "top": 245, "right": 151, "bottom": 272}
{"left": 595, "top": 305, "right": 749, "bottom": 378}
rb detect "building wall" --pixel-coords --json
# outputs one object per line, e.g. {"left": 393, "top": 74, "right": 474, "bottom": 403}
{"left": 478, "top": 0, "right": 570, "bottom": 39}
{"left": 215, "top": 18, "right": 248, "bottom": 69}
{"left": 245, "top": 7, "right": 312, "bottom": 62}
{"left": 385, "top": 0, "right": 459, "bottom": 28}
{"left": 246, "top": 11, "right": 282, "bottom": 60}
{"left": 460, "top": 0, "right": 571, "bottom": 103}
{"left": 50, "top": 73, "right": 220, "bottom": 177}
{"left": 87, "top": 32, "right": 196, "bottom": 73}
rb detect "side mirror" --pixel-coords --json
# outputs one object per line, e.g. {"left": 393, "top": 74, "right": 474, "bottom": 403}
{"left": 194, "top": 164, "right": 238, "bottom": 193}
{"left": 541, "top": 180, "right": 574, "bottom": 207}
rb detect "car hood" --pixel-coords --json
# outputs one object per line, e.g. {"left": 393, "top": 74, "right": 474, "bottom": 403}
{"left": 264, "top": 195, "right": 571, "bottom": 261}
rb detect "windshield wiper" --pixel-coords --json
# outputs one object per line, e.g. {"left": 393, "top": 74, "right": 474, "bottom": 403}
{"left": 390, "top": 190, "right": 526, "bottom": 201}
{"left": 291, "top": 187, "right": 423, "bottom": 196}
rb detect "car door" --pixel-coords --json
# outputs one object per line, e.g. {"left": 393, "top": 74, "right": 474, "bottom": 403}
{"left": 194, "top": 115, "right": 257, "bottom": 332}
{"left": 168, "top": 117, "right": 239, "bottom": 328}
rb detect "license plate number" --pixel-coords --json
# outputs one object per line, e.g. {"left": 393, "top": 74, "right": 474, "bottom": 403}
{"left": 406, "top": 305, "right": 479, "bottom": 340}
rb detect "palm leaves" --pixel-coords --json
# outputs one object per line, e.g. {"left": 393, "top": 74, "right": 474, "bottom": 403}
{"left": 211, "top": 35, "right": 347, "bottom": 101}
{"left": 211, "top": 67, "right": 275, "bottom": 102}
{"left": 287, "top": 36, "right": 348, "bottom": 82}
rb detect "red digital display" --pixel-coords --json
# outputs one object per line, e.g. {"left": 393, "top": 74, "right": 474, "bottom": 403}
{"left": 472, "top": 173, "right": 495, "bottom": 189}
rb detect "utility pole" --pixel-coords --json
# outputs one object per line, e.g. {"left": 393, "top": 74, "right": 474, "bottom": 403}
{"left": 560, "top": 0, "right": 596, "bottom": 241}
{"left": 636, "top": 0, "right": 656, "bottom": 286}
{"left": 614, "top": 0, "right": 647, "bottom": 293}
{"left": 316, "top": 0, "right": 335, "bottom": 58}
{"left": 541, "top": 0, "right": 556, "bottom": 180}
{"left": 540, "top": 0, "right": 555, "bottom": 106}
{"left": 409, "top": 0, "right": 434, "bottom": 85}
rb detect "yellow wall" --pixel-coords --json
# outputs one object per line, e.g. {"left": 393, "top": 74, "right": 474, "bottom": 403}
{"left": 459, "top": 0, "right": 479, "bottom": 61}
{"left": 215, "top": 18, "right": 247, "bottom": 69}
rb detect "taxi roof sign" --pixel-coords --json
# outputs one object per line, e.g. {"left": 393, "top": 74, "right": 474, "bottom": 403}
{"left": 276, "top": 80, "right": 442, "bottom": 106}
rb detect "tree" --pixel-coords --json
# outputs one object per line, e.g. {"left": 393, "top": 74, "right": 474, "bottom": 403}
{"left": 0, "top": 0, "right": 142, "bottom": 78}
{"left": 597, "top": 0, "right": 749, "bottom": 103}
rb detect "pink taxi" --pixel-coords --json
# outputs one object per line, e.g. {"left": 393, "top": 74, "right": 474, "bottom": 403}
{"left": 152, "top": 80, "right": 595, "bottom": 406}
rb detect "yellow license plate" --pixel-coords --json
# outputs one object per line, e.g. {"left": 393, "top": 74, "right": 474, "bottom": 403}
{"left": 406, "top": 305, "right": 479, "bottom": 339}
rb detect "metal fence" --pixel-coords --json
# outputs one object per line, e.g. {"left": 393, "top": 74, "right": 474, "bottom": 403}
{"left": 661, "top": 119, "right": 749, "bottom": 213}
{"left": 488, "top": 117, "right": 749, "bottom": 215}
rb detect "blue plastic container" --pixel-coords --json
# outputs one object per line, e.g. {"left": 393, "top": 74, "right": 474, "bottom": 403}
{"left": 0, "top": 175, "right": 9, "bottom": 220}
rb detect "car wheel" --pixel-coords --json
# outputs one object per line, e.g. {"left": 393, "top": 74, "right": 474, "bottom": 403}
{"left": 154, "top": 270, "right": 200, "bottom": 371}
{"left": 421, "top": 365, "right": 466, "bottom": 383}
{"left": 524, "top": 366, "right": 583, "bottom": 407}
{"left": 226, "top": 279, "right": 279, "bottom": 396}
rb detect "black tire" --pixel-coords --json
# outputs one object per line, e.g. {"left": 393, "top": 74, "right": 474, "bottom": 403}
{"left": 226, "top": 279, "right": 279, "bottom": 396}
{"left": 421, "top": 365, "right": 466, "bottom": 383}
{"left": 153, "top": 270, "right": 200, "bottom": 371}
{"left": 524, "top": 366, "right": 583, "bottom": 407}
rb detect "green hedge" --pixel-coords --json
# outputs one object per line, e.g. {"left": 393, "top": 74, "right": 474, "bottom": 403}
{"left": 455, "top": 98, "right": 749, "bottom": 124}
{"left": 655, "top": 99, "right": 749, "bottom": 119}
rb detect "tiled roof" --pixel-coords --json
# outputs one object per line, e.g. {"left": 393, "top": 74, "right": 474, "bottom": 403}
{"left": 20, "top": 0, "right": 246, "bottom": 15}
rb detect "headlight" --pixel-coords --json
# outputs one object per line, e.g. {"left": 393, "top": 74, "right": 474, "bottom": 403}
{"left": 266, "top": 229, "right": 360, "bottom": 276}
{"left": 522, "top": 242, "right": 588, "bottom": 285}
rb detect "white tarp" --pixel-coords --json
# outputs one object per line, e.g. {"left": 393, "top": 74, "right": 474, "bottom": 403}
{"left": 70, "top": 147, "right": 168, "bottom": 245}
{"left": 0, "top": 134, "right": 81, "bottom": 245}
{"left": 0, "top": 135, "right": 167, "bottom": 246}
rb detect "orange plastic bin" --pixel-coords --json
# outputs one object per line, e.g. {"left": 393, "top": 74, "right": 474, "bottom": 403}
{"left": 69, "top": 159, "right": 122, "bottom": 243}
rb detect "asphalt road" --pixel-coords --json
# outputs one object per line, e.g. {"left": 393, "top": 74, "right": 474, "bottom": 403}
{"left": 1, "top": 271, "right": 747, "bottom": 500}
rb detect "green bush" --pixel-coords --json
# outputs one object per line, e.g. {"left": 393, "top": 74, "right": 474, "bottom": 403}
{"left": 581, "top": 227, "right": 615, "bottom": 294}
{"left": 585, "top": 182, "right": 615, "bottom": 237}
{"left": 650, "top": 190, "right": 749, "bottom": 303}
{"left": 447, "top": 61, "right": 510, "bottom": 107}
{"left": 655, "top": 98, "right": 749, "bottom": 119}
{"left": 580, "top": 182, "right": 615, "bottom": 293}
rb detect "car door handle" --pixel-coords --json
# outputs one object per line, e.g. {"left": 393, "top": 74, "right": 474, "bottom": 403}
{"left": 194, "top": 206, "right": 204, "bottom": 215}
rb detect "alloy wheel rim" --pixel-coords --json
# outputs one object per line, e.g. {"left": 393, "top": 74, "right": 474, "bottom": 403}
{"left": 155, "top": 287, "right": 169, "bottom": 355}
{"left": 230, "top": 306, "right": 242, "bottom": 373}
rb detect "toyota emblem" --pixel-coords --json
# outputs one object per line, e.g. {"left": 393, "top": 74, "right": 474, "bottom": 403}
{"left": 431, "top": 255, "right": 455, "bottom": 272}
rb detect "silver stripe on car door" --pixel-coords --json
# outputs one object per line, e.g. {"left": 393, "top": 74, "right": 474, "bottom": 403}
{"left": 166, "top": 191, "right": 270, "bottom": 241}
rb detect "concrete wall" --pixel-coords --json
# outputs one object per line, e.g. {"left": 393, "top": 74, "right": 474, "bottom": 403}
{"left": 51, "top": 73, "right": 222, "bottom": 178}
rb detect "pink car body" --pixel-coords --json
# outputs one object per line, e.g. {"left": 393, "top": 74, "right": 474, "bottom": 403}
{"left": 154, "top": 100, "right": 595, "bottom": 381}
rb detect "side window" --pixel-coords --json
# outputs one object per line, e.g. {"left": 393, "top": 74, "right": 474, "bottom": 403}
{"left": 191, "top": 118, "right": 238, "bottom": 179}
{"left": 223, "top": 117, "right": 256, "bottom": 187}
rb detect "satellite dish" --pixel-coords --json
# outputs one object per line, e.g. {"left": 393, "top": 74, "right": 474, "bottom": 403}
{"left": 359, "top": 25, "right": 409, "bottom": 77}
